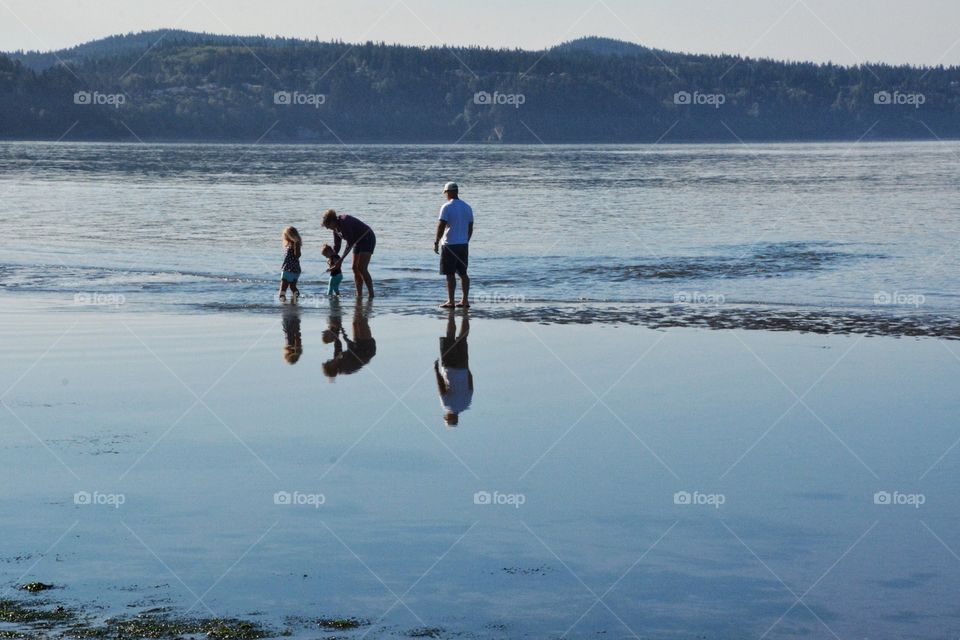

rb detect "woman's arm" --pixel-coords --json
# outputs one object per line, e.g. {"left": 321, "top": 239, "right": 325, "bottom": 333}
{"left": 333, "top": 243, "right": 355, "bottom": 271}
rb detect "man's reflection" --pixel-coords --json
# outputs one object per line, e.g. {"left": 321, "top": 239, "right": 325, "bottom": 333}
{"left": 322, "top": 299, "right": 377, "bottom": 378}
{"left": 282, "top": 306, "right": 303, "bottom": 364}
{"left": 435, "top": 311, "right": 473, "bottom": 426}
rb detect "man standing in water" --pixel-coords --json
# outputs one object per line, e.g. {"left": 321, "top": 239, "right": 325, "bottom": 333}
{"left": 434, "top": 182, "right": 473, "bottom": 308}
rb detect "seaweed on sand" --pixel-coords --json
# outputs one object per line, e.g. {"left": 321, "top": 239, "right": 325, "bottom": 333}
{"left": 68, "top": 614, "right": 272, "bottom": 639}
{"left": 18, "top": 582, "right": 56, "bottom": 593}
{"left": 0, "top": 598, "right": 75, "bottom": 627}
{"left": 0, "top": 598, "right": 274, "bottom": 639}
{"left": 316, "top": 616, "right": 369, "bottom": 630}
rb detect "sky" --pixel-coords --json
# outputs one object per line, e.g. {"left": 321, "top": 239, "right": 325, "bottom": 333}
{"left": 2, "top": 0, "right": 960, "bottom": 67}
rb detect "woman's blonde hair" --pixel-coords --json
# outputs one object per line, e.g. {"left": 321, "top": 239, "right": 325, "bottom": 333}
{"left": 282, "top": 226, "right": 302, "bottom": 246}
{"left": 321, "top": 209, "right": 338, "bottom": 228}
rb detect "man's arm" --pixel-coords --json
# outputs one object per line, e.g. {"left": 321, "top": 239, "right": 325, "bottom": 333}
{"left": 467, "top": 222, "right": 473, "bottom": 242}
{"left": 434, "top": 220, "right": 447, "bottom": 254}
{"left": 332, "top": 231, "right": 342, "bottom": 255}
{"left": 434, "top": 360, "right": 448, "bottom": 394}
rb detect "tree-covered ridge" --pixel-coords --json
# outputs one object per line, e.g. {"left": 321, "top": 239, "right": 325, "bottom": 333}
{"left": 1, "top": 32, "right": 958, "bottom": 143}
{"left": 6, "top": 29, "right": 309, "bottom": 72}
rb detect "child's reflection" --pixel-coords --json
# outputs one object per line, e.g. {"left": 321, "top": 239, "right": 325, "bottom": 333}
{"left": 322, "top": 299, "right": 377, "bottom": 378}
{"left": 282, "top": 306, "right": 303, "bottom": 365}
{"left": 435, "top": 311, "right": 473, "bottom": 427}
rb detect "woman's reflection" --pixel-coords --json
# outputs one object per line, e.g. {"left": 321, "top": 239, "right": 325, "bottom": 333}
{"left": 435, "top": 311, "right": 473, "bottom": 426}
{"left": 322, "top": 299, "right": 377, "bottom": 378}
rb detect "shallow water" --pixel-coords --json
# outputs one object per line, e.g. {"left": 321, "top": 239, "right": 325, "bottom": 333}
{"left": 0, "top": 141, "right": 957, "bottom": 336}
{"left": 1, "top": 306, "right": 959, "bottom": 638}
{"left": 1, "top": 141, "right": 958, "bottom": 637}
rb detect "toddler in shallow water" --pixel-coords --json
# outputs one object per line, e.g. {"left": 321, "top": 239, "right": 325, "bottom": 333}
{"left": 321, "top": 243, "right": 343, "bottom": 296}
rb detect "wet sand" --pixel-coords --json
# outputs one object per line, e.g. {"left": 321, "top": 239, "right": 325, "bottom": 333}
{"left": 1, "top": 302, "right": 958, "bottom": 638}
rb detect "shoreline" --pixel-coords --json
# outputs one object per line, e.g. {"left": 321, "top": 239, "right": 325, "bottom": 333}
{"left": 7, "top": 294, "right": 956, "bottom": 341}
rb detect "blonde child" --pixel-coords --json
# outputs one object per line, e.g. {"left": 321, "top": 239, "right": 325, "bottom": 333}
{"left": 279, "top": 226, "right": 302, "bottom": 301}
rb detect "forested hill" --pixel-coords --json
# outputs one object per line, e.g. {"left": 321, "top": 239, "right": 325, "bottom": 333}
{"left": 1, "top": 31, "right": 958, "bottom": 143}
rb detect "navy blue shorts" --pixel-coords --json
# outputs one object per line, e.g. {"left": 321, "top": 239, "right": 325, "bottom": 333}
{"left": 440, "top": 243, "right": 469, "bottom": 276}
{"left": 355, "top": 232, "right": 376, "bottom": 254}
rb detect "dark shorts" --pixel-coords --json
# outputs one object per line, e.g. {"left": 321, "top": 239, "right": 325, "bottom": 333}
{"left": 355, "top": 232, "right": 376, "bottom": 255}
{"left": 338, "top": 339, "right": 377, "bottom": 375}
{"left": 440, "top": 335, "right": 469, "bottom": 368}
{"left": 440, "top": 243, "right": 469, "bottom": 276}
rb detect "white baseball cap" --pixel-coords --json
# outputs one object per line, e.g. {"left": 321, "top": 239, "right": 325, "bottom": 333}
{"left": 442, "top": 182, "right": 459, "bottom": 193}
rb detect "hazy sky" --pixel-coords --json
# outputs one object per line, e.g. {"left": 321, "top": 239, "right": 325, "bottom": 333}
{"left": 3, "top": 0, "right": 960, "bottom": 67}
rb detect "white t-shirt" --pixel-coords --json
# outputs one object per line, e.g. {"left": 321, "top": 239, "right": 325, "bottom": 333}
{"left": 440, "top": 366, "right": 473, "bottom": 414}
{"left": 439, "top": 198, "right": 474, "bottom": 246}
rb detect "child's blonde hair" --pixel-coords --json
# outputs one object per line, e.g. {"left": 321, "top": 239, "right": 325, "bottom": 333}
{"left": 284, "top": 345, "right": 302, "bottom": 365}
{"left": 282, "top": 226, "right": 302, "bottom": 246}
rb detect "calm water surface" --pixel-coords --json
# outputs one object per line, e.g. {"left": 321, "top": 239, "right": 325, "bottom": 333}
{"left": 0, "top": 308, "right": 958, "bottom": 638}
{"left": 0, "top": 141, "right": 957, "bottom": 332}
{"left": 0, "top": 141, "right": 958, "bottom": 638}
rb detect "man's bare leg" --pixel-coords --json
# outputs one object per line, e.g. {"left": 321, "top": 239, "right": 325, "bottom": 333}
{"left": 458, "top": 273, "right": 470, "bottom": 307}
{"left": 442, "top": 274, "right": 456, "bottom": 307}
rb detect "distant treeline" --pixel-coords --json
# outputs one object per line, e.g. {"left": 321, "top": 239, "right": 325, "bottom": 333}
{"left": 1, "top": 31, "right": 958, "bottom": 143}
